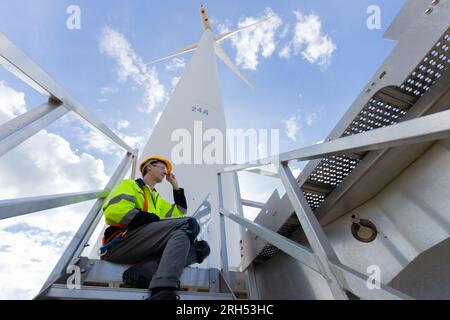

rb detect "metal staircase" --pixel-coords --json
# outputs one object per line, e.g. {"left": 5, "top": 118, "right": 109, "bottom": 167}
{"left": 1, "top": 0, "right": 449, "bottom": 300}
{"left": 218, "top": 1, "right": 450, "bottom": 300}
{"left": 39, "top": 259, "right": 242, "bottom": 300}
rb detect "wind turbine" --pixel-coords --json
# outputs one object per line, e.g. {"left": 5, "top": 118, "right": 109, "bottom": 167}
{"left": 137, "top": 5, "right": 272, "bottom": 270}
{"left": 148, "top": 5, "right": 274, "bottom": 87}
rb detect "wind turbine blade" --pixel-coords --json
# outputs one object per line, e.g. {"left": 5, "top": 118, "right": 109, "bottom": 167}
{"left": 146, "top": 43, "right": 198, "bottom": 65}
{"left": 214, "top": 42, "right": 253, "bottom": 89}
{"left": 214, "top": 15, "right": 275, "bottom": 43}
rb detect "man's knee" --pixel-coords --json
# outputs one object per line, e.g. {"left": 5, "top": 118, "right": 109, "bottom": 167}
{"left": 175, "top": 217, "right": 200, "bottom": 242}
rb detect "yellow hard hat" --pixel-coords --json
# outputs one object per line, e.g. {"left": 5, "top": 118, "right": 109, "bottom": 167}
{"left": 139, "top": 156, "right": 172, "bottom": 174}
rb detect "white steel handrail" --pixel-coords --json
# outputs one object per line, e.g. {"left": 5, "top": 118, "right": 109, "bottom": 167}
{"left": 0, "top": 189, "right": 111, "bottom": 220}
{"left": 221, "top": 108, "right": 450, "bottom": 174}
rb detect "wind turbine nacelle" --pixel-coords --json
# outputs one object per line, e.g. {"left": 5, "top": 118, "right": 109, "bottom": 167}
{"left": 199, "top": 5, "right": 211, "bottom": 30}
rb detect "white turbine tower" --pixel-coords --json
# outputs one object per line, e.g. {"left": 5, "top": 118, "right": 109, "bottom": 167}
{"left": 138, "top": 6, "right": 271, "bottom": 270}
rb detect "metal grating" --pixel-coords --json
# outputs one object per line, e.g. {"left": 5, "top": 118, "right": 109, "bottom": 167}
{"left": 342, "top": 98, "right": 407, "bottom": 137}
{"left": 257, "top": 244, "right": 280, "bottom": 259}
{"left": 304, "top": 192, "right": 326, "bottom": 210}
{"left": 302, "top": 27, "right": 450, "bottom": 211}
{"left": 400, "top": 30, "right": 449, "bottom": 97}
{"left": 255, "top": 214, "right": 300, "bottom": 262}
{"left": 307, "top": 156, "right": 360, "bottom": 187}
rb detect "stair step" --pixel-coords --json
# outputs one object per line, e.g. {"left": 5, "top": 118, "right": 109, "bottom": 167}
{"left": 44, "top": 284, "right": 234, "bottom": 300}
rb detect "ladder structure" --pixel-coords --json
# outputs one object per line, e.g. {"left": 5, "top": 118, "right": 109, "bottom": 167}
{"left": 1, "top": 0, "right": 449, "bottom": 300}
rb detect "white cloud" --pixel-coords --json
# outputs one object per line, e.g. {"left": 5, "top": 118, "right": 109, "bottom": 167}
{"left": 74, "top": 124, "right": 147, "bottom": 157}
{"left": 222, "top": 7, "right": 283, "bottom": 70}
{"left": 171, "top": 76, "right": 180, "bottom": 89}
{"left": 0, "top": 80, "right": 27, "bottom": 119}
{"left": 116, "top": 119, "right": 129, "bottom": 130}
{"left": 279, "top": 44, "right": 292, "bottom": 59}
{"left": 98, "top": 86, "right": 119, "bottom": 103}
{"left": 68, "top": 114, "right": 148, "bottom": 158}
{"left": 306, "top": 112, "right": 318, "bottom": 126}
{"left": 118, "top": 132, "right": 147, "bottom": 152}
{"left": 165, "top": 58, "right": 185, "bottom": 71}
{"left": 282, "top": 115, "right": 301, "bottom": 142}
{"left": 0, "top": 208, "right": 94, "bottom": 300}
{"left": 100, "top": 86, "right": 119, "bottom": 96}
{"left": 291, "top": 11, "right": 336, "bottom": 67}
{"left": 280, "top": 24, "right": 290, "bottom": 39}
{"left": 292, "top": 167, "right": 302, "bottom": 178}
{"left": 75, "top": 126, "right": 122, "bottom": 156}
{"left": 0, "top": 82, "right": 110, "bottom": 299}
{"left": 99, "top": 26, "right": 166, "bottom": 113}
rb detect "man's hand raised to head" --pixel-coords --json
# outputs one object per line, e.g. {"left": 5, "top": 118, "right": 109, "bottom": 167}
{"left": 166, "top": 173, "right": 179, "bottom": 190}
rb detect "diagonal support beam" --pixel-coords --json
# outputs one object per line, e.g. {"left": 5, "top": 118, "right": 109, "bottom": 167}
{"left": 0, "top": 102, "right": 68, "bottom": 157}
{"left": 0, "top": 101, "right": 59, "bottom": 141}
{"left": 279, "top": 162, "right": 348, "bottom": 299}
{"left": 329, "top": 262, "right": 413, "bottom": 300}
{"left": 220, "top": 207, "right": 319, "bottom": 274}
{"left": 220, "top": 207, "right": 413, "bottom": 300}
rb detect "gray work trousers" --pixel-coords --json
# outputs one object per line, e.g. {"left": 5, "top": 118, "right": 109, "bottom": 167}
{"left": 104, "top": 217, "right": 198, "bottom": 290}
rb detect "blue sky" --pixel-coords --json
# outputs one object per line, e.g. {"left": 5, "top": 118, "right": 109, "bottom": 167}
{"left": 0, "top": 0, "right": 406, "bottom": 299}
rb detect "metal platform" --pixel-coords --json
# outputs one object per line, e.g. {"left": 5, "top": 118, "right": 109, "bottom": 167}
{"left": 35, "top": 258, "right": 246, "bottom": 300}
{"left": 1, "top": 0, "right": 449, "bottom": 301}
{"left": 43, "top": 285, "right": 234, "bottom": 300}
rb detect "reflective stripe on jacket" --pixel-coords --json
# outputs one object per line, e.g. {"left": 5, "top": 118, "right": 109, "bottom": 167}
{"left": 102, "top": 179, "right": 187, "bottom": 226}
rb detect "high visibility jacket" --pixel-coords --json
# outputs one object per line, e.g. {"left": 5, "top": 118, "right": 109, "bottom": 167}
{"left": 102, "top": 178, "right": 187, "bottom": 227}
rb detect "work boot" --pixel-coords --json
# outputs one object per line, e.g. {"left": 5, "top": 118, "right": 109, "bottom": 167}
{"left": 147, "top": 287, "right": 180, "bottom": 300}
{"left": 122, "top": 265, "right": 156, "bottom": 289}
{"left": 194, "top": 240, "right": 211, "bottom": 263}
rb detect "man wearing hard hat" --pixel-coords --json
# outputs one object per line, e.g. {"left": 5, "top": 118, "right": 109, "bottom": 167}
{"left": 100, "top": 155, "right": 210, "bottom": 300}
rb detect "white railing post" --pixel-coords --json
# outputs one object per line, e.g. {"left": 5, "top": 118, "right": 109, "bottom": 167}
{"left": 231, "top": 172, "right": 260, "bottom": 300}
{"left": 217, "top": 173, "right": 230, "bottom": 284}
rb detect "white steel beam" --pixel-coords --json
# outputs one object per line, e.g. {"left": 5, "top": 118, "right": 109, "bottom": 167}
{"left": 217, "top": 174, "right": 230, "bottom": 283}
{"left": 0, "top": 32, "right": 135, "bottom": 155}
{"left": 220, "top": 207, "right": 319, "bottom": 274}
{"left": 0, "top": 190, "right": 110, "bottom": 220}
{"left": 0, "top": 103, "right": 69, "bottom": 157}
{"left": 278, "top": 163, "right": 348, "bottom": 300}
{"left": 231, "top": 172, "right": 259, "bottom": 300}
{"left": 222, "top": 109, "right": 450, "bottom": 173}
{"left": 330, "top": 263, "right": 413, "bottom": 300}
{"left": 241, "top": 199, "right": 265, "bottom": 209}
{"left": 0, "top": 101, "right": 59, "bottom": 141}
